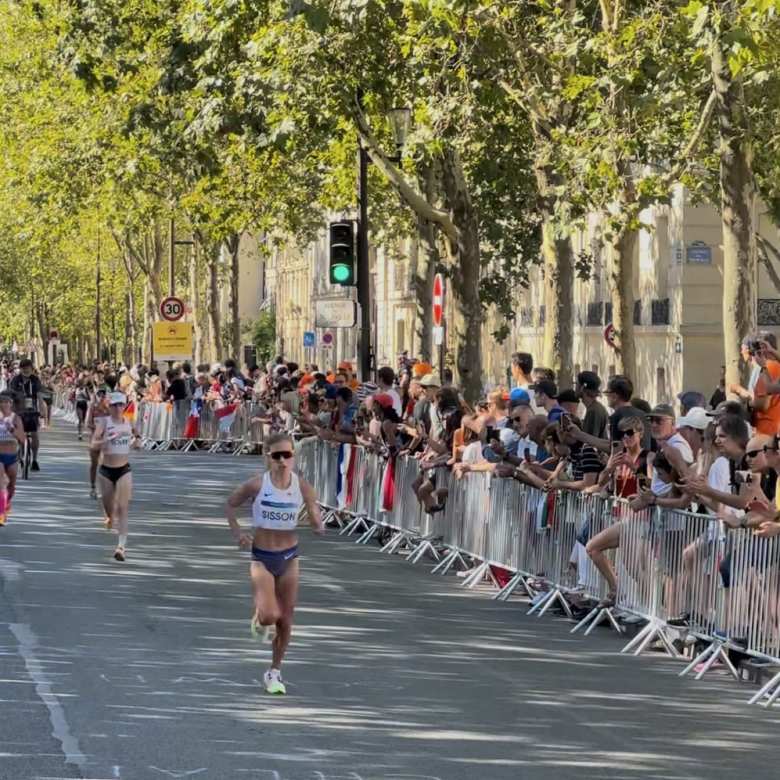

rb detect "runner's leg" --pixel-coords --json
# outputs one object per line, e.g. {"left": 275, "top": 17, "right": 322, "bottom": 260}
{"left": 112, "top": 471, "right": 132, "bottom": 555}
{"left": 250, "top": 561, "right": 281, "bottom": 627}
{"left": 89, "top": 448, "right": 99, "bottom": 496}
{"left": 30, "top": 431, "right": 39, "bottom": 464}
{"left": 99, "top": 473, "right": 115, "bottom": 529}
{"left": 5, "top": 462, "right": 16, "bottom": 504}
{"left": 272, "top": 558, "right": 300, "bottom": 670}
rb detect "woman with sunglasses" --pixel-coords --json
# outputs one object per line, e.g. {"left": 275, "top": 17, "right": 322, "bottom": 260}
{"left": 91, "top": 392, "right": 137, "bottom": 561}
{"left": 226, "top": 432, "right": 324, "bottom": 695}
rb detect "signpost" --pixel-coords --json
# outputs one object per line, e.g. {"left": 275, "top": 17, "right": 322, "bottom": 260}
{"left": 604, "top": 323, "right": 616, "bottom": 349}
{"left": 315, "top": 299, "right": 357, "bottom": 329}
{"left": 303, "top": 331, "right": 316, "bottom": 348}
{"left": 159, "top": 296, "right": 185, "bottom": 322}
{"left": 433, "top": 273, "right": 445, "bottom": 379}
{"left": 321, "top": 331, "right": 334, "bottom": 350}
{"left": 152, "top": 322, "right": 193, "bottom": 361}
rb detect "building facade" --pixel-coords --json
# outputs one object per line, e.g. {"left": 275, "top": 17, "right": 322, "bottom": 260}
{"left": 259, "top": 187, "right": 780, "bottom": 400}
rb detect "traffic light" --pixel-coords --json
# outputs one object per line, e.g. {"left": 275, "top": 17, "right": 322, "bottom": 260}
{"left": 329, "top": 221, "right": 356, "bottom": 286}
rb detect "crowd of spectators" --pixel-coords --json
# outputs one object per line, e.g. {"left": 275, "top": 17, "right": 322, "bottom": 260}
{"left": 49, "top": 337, "right": 780, "bottom": 621}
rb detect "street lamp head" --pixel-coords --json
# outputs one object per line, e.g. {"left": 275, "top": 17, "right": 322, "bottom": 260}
{"left": 388, "top": 106, "right": 412, "bottom": 152}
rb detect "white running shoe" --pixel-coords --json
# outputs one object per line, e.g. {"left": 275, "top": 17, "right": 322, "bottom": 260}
{"left": 263, "top": 668, "right": 286, "bottom": 695}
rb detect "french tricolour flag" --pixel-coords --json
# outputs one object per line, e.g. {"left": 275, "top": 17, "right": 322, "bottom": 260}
{"left": 215, "top": 403, "right": 238, "bottom": 433}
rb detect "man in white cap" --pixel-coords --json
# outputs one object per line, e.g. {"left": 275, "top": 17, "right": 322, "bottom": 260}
{"left": 676, "top": 406, "right": 709, "bottom": 461}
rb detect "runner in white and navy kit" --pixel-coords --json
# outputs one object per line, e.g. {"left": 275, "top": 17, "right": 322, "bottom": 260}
{"left": 225, "top": 431, "right": 324, "bottom": 695}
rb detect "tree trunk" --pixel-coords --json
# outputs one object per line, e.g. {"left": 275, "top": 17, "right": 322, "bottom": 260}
{"left": 608, "top": 224, "right": 638, "bottom": 381}
{"left": 540, "top": 219, "right": 574, "bottom": 387}
{"left": 441, "top": 149, "right": 482, "bottom": 403}
{"left": 712, "top": 35, "right": 756, "bottom": 391}
{"left": 226, "top": 233, "right": 242, "bottom": 362}
{"left": 189, "top": 241, "right": 204, "bottom": 367}
{"left": 411, "top": 217, "right": 437, "bottom": 364}
{"left": 141, "top": 278, "right": 151, "bottom": 364}
{"left": 206, "top": 242, "right": 222, "bottom": 363}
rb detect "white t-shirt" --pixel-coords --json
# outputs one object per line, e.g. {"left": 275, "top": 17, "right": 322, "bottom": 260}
{"left": 707, "top": 456, "right": 731, "bottom": 494}
{"left": 462, "top": 441, "right": 485, "bottom": 465}
{"left": 651, "top": 433, "right": 694, "bottom": 495}
{"left": 385, "top": 387, "right": 403, "bottom": 417}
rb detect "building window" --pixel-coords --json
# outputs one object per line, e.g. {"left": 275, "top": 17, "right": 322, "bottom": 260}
{"left": 587, "top": 302, "right": 604, "bottom": 326}
{"left": 656, "top": 366, "right": 667, "bottom": 405}
{"left": 634, "top": 299, "right": 642, "bottom": 325}
{"left": 539, "top": 305, "right": 546, "bottom": 326}
{"left": 520, "top": 307, "right": 533, "bottom": 326}
{"left": 758, "top": 299, "right": 780, "bottom": 326}
{"left": 604, "top": 302, "right": 613, "bottom": 325}
{"left": 651, "top": 298, "right": 670, "bottom": 325}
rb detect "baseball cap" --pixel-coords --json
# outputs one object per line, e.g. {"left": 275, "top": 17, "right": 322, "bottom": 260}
{"left": 648, "top": 403, "right": 675, "bottom": 419}
{"left": 509, "top": 388, "right": 531, "bottom": 407}
{"left": 678, "top": 390, "right": 706, "bottom": 410}
{"left": 412, "top": 362, "right": 433, "bottom": 378}
{"left": 108, "top": 392, "right": 127, "bottom": 406}
{"left": 676, "top": 406, "right": 709, "bottom": 430}
{"left": 576, "top": 371, "right": 602, "bottom": 393}
{"left": 373, "top": 393, "right": 394, "bottom": 409}
{"left": 420, "top": 374, "right": 441, "bottom": 388}
{"left": 530, "top": 379, "right": 557, "bottom": 399}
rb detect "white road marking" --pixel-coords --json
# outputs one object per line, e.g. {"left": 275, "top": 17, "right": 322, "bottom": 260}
{"left": 9, "top": 623, "right": 87, "bottom": 772}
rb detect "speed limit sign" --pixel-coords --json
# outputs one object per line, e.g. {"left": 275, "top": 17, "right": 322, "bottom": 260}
{"left": 160, "top": 296, "right": 185, "bottom": 322}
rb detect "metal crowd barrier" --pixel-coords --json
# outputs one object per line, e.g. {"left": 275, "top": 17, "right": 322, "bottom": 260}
{"left": 297, "top": 438, "right": 780, "bottom": 708}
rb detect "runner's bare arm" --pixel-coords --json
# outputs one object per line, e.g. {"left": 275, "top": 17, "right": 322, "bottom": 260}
{"left": 300, "top": 478, "right": 324, "bottom": 534}
{"left": 90, "top": 419, "right": 107, "bottom": 451}
{"left": 225, "top": 476, "right": 262, "bottom": 548}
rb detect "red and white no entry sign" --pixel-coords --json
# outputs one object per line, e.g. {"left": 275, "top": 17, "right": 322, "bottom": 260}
{"left": 160, "top": 296, "right": 185, "bottom": 322}
{"left": 433, "top": 273, "right": 444, "bottom": 327}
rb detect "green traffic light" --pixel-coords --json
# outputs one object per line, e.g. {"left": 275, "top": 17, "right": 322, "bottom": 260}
{"left": 331, "top": 264, "right": 352, "bottom": 284}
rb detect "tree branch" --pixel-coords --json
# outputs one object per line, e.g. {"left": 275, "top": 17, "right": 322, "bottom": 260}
{"left": 352, "top": 102, "right": 457, "bottom": 244}
{"left": 659, "top": 90, "right": 717, "bottom": 189}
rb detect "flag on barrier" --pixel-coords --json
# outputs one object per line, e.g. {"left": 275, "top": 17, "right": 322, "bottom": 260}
{"left": 380, "top": 456, "right": 395, "bottom": 512}
{"left": 215, "top": 403, "right": 237, "bottom": 432}
{"left": 336, "top": 443, "right": 357, "bottom": 509}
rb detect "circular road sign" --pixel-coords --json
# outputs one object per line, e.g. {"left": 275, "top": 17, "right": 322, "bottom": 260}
{"left": 160, "top": 296, "right": 185, "bottom": 322}
{"left": 433, "top": 273, "right": 444, "bottom": 327}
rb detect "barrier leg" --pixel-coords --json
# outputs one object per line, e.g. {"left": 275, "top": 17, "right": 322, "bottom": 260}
{"left": 357, "top": 522, "right": 380, "bottom": 544}
{"left": 748, "top": 670, "right": 780, "bottom": 706}
{"left": 408, "top": 539, "right": 441, "bottom": 564}
{"left": 527, "top": 588, "right": 554, "bottom": 615}
{"left": 431, "top": 547, "right": 468, "bottom": 575}
{"left": 461, "top": 561, "right": 499, "bottom": 590}
{"left": 571, "top": 607, "right": 622, "bottom": 635}
{"left": 339, "top": 515, "right": 367, "bottom": 536}
{"left": 536, "top": 588, "right": 573, "bottom": 618}
{"left": 621, "top": 619, "right": 679, "bottom": 658}
{"left": 494, "top": 572, "right": 535, "bottom": 601}
{"left": 691, "top": 642, "right": 739, "bottom": 681}
{"left": 381, "top": 531, "right": 415, "bottom": 555}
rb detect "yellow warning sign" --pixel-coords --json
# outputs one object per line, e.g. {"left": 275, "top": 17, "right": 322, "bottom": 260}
{"left": 152, "top": 322, "right": 193, "bottom": 361}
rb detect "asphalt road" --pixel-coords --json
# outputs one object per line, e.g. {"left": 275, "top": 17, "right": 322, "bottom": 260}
{"left": 1, "top": 420, "right": 779, "bottom": 780}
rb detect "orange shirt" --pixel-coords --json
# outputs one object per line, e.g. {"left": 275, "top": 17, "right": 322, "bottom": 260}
{"left": 753, "top": 360, "right": 780, "bottom": 436}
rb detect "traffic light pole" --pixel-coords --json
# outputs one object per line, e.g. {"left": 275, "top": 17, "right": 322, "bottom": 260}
{"left": 358, "top": 145, "right": 371, "bottom": 381}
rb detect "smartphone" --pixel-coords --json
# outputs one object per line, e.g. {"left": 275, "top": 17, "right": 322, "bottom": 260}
{"left": 523, "top": 448, "right": 532, "bottom": 463}
{"left": 611, "top": 441, "right": 621, "bottom": 453}
{"left": 560, "top": 413, "right": 571, "bottom": 431}
{"left": 487, "top": 427, "right": 500, "bottom": 443}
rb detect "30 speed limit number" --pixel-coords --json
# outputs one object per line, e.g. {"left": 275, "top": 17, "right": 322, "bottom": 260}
{"left": 160, "top": 296, "right": 185, "bottom": 322}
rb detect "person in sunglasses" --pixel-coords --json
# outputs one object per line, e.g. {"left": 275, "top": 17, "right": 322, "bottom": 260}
{"left": 225, "top": 432, "right": 324, "bottom": 695}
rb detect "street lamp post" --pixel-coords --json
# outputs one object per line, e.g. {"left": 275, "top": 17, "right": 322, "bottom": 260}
{"left": 357, "top": 105, "right": 411, "bottom": 381}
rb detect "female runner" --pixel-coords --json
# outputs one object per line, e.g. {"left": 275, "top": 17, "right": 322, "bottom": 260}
{"left": 86, "top": 387, "right": 110, "bottom": 499}
{"left": 0, "top": 393, "right": 25, "bottom": 525}
{"left": 225, "top": 432, "right": 324, "bottom": 695}
{"left": 91, "top": 392, "right": 137, "bottom": 561}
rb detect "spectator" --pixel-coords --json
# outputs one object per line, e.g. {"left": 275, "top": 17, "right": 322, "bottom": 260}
{"left": 531, "top": 379, "right": 564, "bottom": 423}
{"left": 577, "top": 371, "right": 608, "bottom": 440}
{"left": 590, "top": 415, "right": 650, "bottom": 498}
{"left": 557, "top": 388, "right": 580, "bottom": 416}
{"left": 546, "top": 418, "right": 602, "bottom": 493}
{"left": 676, "top": 406, "right": 709, "bottom": 461}
{"left": 376, "top": 366, "right": 403, "bottom": 416}
{"left": 678, "top": 390, "right": 707, "bottom": 416}
{"left": 709, "top": 366, "right": 726, "bottom": 410}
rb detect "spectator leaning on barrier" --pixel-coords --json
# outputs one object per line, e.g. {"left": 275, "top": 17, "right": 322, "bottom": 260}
{"left": 676, "top": 406, "right": 709, "bottom": 461}
{"left": 588, "top": 415, "right": 650, "bottom": 498}
{"left": 546, "top": 416, "right": 602, "bottom": 493}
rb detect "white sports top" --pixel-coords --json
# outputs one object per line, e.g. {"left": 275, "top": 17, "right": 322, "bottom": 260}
{"left": 251, "top": 471, "right": 304, "bottom": 531}
{"left": 0, "top": 413, "right": 17, "bottom": 443}
{"left": 103, "top": 417, "right": 132, "bottom": 457}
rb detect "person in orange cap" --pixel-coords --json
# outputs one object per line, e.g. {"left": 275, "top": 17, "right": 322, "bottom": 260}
{"left": 413, "top": 362, "right": 432, "bottom": 378}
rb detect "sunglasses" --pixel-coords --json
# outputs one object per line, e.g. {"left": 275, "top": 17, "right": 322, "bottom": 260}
{"left": 746, "top": 449, "right": 763, "bottom": 458}
{"left": 511, "top": 416, "right": 524, "bottom": 424}
{"left": 620, "top": 428, "right": 636, "bottom": 438}
{"left": 270, "top": 451, "right": 294, "bottom": 461}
